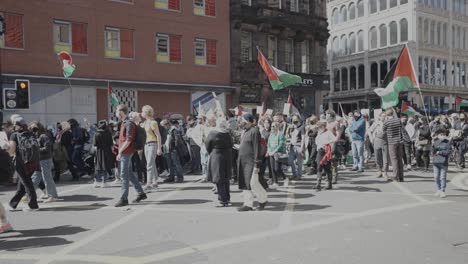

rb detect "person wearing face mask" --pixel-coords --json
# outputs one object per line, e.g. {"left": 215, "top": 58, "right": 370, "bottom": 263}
{"left": 349, "top": 111, "right": 366, "bottom": 172}
{"left": 237, "top": 113, "right": 268, "bottom": 212}
{"left": 288, "top": 114, "right": 306, "bottom": 180}
{"left": 431, "top": 128, "right": 451, "bottom": 198}
{"left": 29, "top": 121, "right": 59, "bottom": 203}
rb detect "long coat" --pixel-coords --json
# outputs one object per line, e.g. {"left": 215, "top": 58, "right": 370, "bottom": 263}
{"left": 206, "top": 130, "right": 233, "bottom": 184}
{"left": 238, "top": 126, "right": 261, "bottom": 190}
{"left": 94, "top": 127, "right": 114, "bottom": 172}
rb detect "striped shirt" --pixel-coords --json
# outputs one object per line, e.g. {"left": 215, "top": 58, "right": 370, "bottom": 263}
{"left": 383, "top": 117, "right": 403, "bottom": 145}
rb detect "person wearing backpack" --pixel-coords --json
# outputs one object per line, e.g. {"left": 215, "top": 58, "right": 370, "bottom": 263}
{"left": 93, "top": 120, "right": 114, "bottom": 188}
{"left": 7, "top": 115, "right": 40, "bottom": 212}
{"left": 114, "top": 105, "right": 147, "bottom": 207}
{"left": 29, "top": 121, "right": 59, "bottom": 203}
{"left": 432, "top": 128, "right": 452, "bottom": 198}
{"left": 68, "top": 119, "right": 86, "bottom": 180}
{"left": 164, "top": 119, "right": 185, "bottom": 183}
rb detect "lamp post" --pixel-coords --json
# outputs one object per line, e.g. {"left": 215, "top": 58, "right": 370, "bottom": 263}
{"left": 0, "top": 14, "right": 5, "bottom": 127}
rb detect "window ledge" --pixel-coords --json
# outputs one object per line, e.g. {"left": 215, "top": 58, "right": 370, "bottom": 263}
{"left": 109, "top": 0, "right": 134, "bottom": 5}
{"left": 105, "top": 56, "right": 135, "bottom": 61}
{"left": 0, "top": 47, "right": 25, "bottom": 51}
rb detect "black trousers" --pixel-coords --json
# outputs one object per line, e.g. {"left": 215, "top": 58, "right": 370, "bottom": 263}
{"left": 231, "top": 149, "right": 239, "bottom": 181}
{"left": 259, "top": 156, "right": 272, "bottom": 180}
{"left": 10, "top": 160, "right": 39, "bottom": 209}
{"left": 190, "top": 145, "right": 201, "bottom": 172}
{"left": 316, "top": 149, "right": 332, "bottom": 185}
{"left": 415, "top": 149, "right": 430, "bottom": 169}
{"left": 269, "top": 156, "right": 280, "bottom": 184}
{"left": 216, "top": 181, "right": 230, "bottom": 204}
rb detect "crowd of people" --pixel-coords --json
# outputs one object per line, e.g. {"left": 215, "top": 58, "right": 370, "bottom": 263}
{"left": 1, "top": 103, "right": 468, "bottom": 233}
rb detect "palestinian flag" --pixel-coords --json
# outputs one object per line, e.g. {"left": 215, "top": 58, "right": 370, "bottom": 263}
{"left": 108, "top": 82, "right": 120, "bottom": 107}
{"left": 284, "top": 95, "right": 300, "bottom": 116}
{"left": 374, "top": 45, "right": 418, "bottom": 109}
{"left": 57, "top": 51, "right": 76, "bottom": 78}
{"left": 456, "top": 96, "right": 468, "bottom": 108}
{"left": 401, "top": 101, "right": 417, "bottom": 116}
{"left": 257, "top": 47, "right": 302, "bottom": 90}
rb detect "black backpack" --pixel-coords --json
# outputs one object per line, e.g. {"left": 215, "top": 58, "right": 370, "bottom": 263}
{"left": 0, "top": 148, "right": 15, "bottom": 184}
{"left": 132, "top": 123, "right": 146, "bottom": 151}
{"left": 17, "top": 132, "right": 40, "bottom": 165}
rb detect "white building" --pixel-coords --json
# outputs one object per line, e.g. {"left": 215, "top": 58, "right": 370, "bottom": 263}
{"left": 327, "top": 0, "right": 468, "bottom": 114}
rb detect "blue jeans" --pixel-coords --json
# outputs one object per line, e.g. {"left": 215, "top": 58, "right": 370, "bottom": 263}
{"left": 352, "top": 140, "right": 364, "bottom": 171}
{"left": 120, "top": 153, "right": 144, "bottom": 201}
{"left": 288, "top": 146, "right": 303, "bottom": 178}
{"left": 169, "top": 151, "right": 184, "bottom": 179}
{"left": 201, "top": 146, "right": 209, "bottom": 177}
{"left": 32, "top": 158, "right": 58, "bottom": 198}
{"left": 433, "top": 164, "right": 447, "bottom": 192}
{"left": 95, "top": 170, "right": 109, "bottom": 183}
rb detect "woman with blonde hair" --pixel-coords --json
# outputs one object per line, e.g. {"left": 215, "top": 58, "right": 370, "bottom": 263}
{"left": 141, "top": 105, "right": 163, "bottom": 190}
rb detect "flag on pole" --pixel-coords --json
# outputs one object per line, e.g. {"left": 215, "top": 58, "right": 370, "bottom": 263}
{"left": 401, "top": 101, "right": 418, "bottom": 116}
{"left": 57, "top": 51, "right": 76, "bottom": 78}
{"left": 108, "top": 82, "right": 120, "bottom": 107}
{"left": 283, "top": 94, "right": 300, "bottom": 116}
{"left": 374, "top": 45, "right": 418, "bottom": 109}
{"left": 456, "top": 96, "right": 468, "bottom": 109}
{"left": 257, "top": 47, "right": 302, "bottom": 90}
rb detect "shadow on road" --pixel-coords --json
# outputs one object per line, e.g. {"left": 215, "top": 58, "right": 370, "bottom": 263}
{"left": 0, "top": 225, "right": 88, "bottom": 251}
{"left": 39, "top": 203, "right": 107, "bottom": 211}
{"left": 59, "top": 194, "right": 113, "bottom": 202}
{"left": 336, "top": 186, "right": 382, "bottom": 192}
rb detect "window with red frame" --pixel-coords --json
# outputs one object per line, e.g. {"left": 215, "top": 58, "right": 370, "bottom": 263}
{"left": 155, "top": 0, "right": 181, "bottom": 11}
{"left": 0, "top": 13, "right": 24, "bottom": 49}
{"left": 105, "top": 27, "right": 134, "bottom": 59}
{"left": 156, "top": 33, "right": 181, "bottom": 63}
{"left": 53, "top": 20, "right": 88, "bottom": 54}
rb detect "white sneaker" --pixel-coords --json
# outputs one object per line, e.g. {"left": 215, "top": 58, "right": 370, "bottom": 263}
{"left": 439, "top": 192, "right": 447, "bottom": 198}
{"left": 271, "top": 183, "right": 279, "bottom": 189}
{"left": 406, "top": 164, "right": 412, "bottom": 170}
{"left": 44, "top": 197, "right": 59, "bottom": 203}
{"left": 101, "top": 182, "right": 109, "bottom": 188}
{"left": 283, "top": 178, "right": 289, "bottom": 188}
{"left": 435, "top": 190, "right": 442, "bottom": 197}
{"left": 160, "top": 170, "right": 169, "bottom": 177}
{"left": 93, "top": 180, "right": 100, "bottom": 188}
{"left": 112, "top": 179, "right": 122, "bottom": 186}
{"left": 40, "top": 191, "right": 49, "bottom": 200}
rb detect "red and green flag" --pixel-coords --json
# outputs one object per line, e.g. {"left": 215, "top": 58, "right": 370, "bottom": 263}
{"left": 456, "top": 96, "right": 468, "bottom": 108}
{"left": 257, "top": 47, "right": 302, "bottom": 90}
{"left": 108, "top": 82, "right": 120, "bottom": 107}
{"left": 401, "top": 101, "right": 417, "bottom": 116}
{"left": 374, "top": 45, "right": 418, "bottom": 109}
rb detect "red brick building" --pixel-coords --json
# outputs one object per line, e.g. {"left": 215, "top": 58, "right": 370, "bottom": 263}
{"left": 0, "top": 0, "right": 232, "bottom": 124}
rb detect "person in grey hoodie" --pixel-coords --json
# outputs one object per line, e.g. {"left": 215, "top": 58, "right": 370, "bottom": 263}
{"left": 431, "top": 128, "right": 452, "bottom": 198}
{"left": 349, "top": 111, "right": 366, "bottom": 172}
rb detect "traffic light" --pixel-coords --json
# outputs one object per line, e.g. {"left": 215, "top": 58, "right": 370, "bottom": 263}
{"left": 2, "top": 79, "right": 31, "bottom": 110}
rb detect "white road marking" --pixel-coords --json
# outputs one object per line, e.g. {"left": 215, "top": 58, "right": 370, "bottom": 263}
{"left": 391, "top": 181, "right": 429, "bottom": 203}
{"left": 135, "top": 200, "right": 449, "bottom": 264}
{"left": 34, "top": 176, "right": 204, "bottom": 264}
{"left": 0, "top": 254, "right": 133, "bottom": 264}
{"left": 450, "top": 173, "right": 468, "bottom": 190}
{"left": 58, "top": 184, "right": 91, "bottom": 195}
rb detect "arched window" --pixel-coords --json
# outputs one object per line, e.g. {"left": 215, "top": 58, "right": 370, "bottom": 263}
{"left": 334, "top": 69, "right": 341, "bottom": 91}
{"left": 436, "top": 59, "right": 441, "bottom": 85}
{"left": 370, "top": 0, "right": 377, "bottom": 14}
{"left": 430, "top": 21, "right": 435, "bottom": 45}
{"left": 340, "top": 34, "right": 348, "bottom": 55}
{"left": 340, "top": 5, "right": 347, "bottom": 23}
{"left": 371, "top": 62, "right": 379, "bottom": 88}
{"left": 418, "top": 18, "right": 424, "bottom": 43}
{"left": 358, "top": 65, "right": 365, "bottom": 89}
{"left": 400, "top": 18, "right": 408, "bottom": 42}
{"left": 380, "top": 24, "right": 387, "bottom": 47}
{"left": 424, "top": 19, "right": 429, "bottom": 44}
{"left": 332, "top": 8, "right": 339, "bottom": 25}
{"left": 390, "top": 21, "right": 398, "bottom": 44}
{"left": 370, "top": 27, "right": 378, "bottom": 49}
{"left": 349, "top": 3, "right": 356, "bottom": 20}
{"left": 357, "top": 0, "right": 364, "bottom": 17}
{"left": 332, "top": 37, "right": 339, "bottom": 57}
{"left": 350, "top": 66, "right": 357, "bottom": 90}
{"left": 436, "top": 22, "right": 441, "bottom": 45}
{"left": 380, "top": 0, "right": 387, "bottom": 10}
{"left": 442, "top": 23, "right": 447, "bottom": 47}
{"left": 349, "top": 32, "right": 356, "bottom": 54}
{"left": 380, "top": 61, "right": 388, "bottom": 85}
{"left": 390, "top": 0, "right": 398, "bottom": 8}
{"left": 357, "top": 30, "right": 364, "bottom": 51}
{"left": 341, "top": 67, "right": 348, "bottom": 91}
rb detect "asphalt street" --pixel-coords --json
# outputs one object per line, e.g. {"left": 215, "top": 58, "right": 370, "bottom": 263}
{"left": 1, "top": 165, "right": 468, "bottom": 264}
